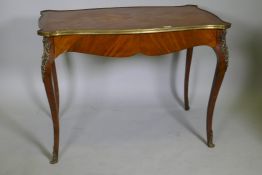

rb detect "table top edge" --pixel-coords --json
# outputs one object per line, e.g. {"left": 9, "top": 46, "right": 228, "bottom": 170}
{"left": 39, "top": 5, "right": 198, "bottom": 14}
{"left": 37, "top": 24, "right": 230, "bottom": 37}
{"left": 38, "top": 5, "right": 231, "bottom": 37}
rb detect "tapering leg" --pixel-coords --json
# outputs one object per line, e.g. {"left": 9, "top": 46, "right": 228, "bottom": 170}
{"left": 44, "top": 72, "right": 60, "bottom": 163}
{"left": 206, "top": 30, "right": 228, "bottom": 148}
{"left": 52, "top": 62, "right": 59, "bottom": 113}
{"left": 42, "top": 37, "right": 60, "bottom": 163}
{"left": 184, "top": 48, "right": 193, "bottom": 111}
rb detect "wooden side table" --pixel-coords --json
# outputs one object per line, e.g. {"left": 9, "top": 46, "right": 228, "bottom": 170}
{"left": 37, "top": 5, "right": 231, "bottom": 164}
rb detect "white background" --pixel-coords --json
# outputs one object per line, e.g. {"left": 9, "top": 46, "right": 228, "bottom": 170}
{"left": 0, "top": 0, "right": 262, "bottom": 174}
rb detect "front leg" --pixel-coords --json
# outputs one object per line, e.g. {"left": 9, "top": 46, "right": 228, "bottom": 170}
{"left": 51, "top": 62, "right": 59, "bottom": 114}
{"left": 206, "top": 30, "right": 229, "bottom": 147}
{"left": 42, "top": 37, "right": 60, "bottom": 163}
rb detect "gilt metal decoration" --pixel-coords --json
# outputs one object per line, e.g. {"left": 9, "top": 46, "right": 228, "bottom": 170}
{"left": 41, "top": 37, "right": 51, "bottom": 79}
{"left": 220, "top": 30, "right": 229, "bottom": 67}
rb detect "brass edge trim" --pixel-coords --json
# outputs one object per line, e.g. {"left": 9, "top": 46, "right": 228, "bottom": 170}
{"left": 38, "top": 25, "right": 227, "bottom": 36}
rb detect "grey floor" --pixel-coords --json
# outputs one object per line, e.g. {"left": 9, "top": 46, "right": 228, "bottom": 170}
{"left": 0, "top": 46, "right": 261, "bottom": 175}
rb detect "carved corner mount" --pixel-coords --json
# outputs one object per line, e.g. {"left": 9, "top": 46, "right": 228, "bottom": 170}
{"left": 41, "top": 37, "right": 51, "bottom": 79}
{"left": 220, "top": 30, "right": 229, "bottom": 67}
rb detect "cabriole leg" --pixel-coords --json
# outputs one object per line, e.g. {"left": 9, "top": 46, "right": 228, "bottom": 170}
{"left": 42, "top": 37, "right": 60, "bottom": 163}
{"left": 207, "top": 30, "right": 228, "bottom": 148}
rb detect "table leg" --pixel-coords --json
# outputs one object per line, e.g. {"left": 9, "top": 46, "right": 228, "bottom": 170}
{"left": 41, "top": 37, "right": 60, "bottom": 163}
{"left": 207, "top": 31, "right": 228, "bottom": 147}
{"left": 52, "top": 62, "right": 59, "bottom": 114}
{"left": 184, "top": 48, "right": 193, "bottom": 111}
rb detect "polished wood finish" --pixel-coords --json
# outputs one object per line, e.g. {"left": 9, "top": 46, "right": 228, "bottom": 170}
{"left": 42, "top": 37, "right": 60, "bottom": 164}
{"left": 38, "top": 5, "right": 230, "bottom": 36}
{"left": 207, "top": 31, "right": 228, "bottom": 147}
{"left": 38, "top": 6, "right": 231, "bottom": 163}
{"left": 184, "top": 48, "right": 193, "bottom": 110}
{"left": 52, "top": 29, "right": 218, "bottom": 58}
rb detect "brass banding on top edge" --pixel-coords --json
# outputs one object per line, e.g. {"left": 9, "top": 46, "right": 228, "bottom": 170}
{"left": 38, "top": 25, "right": 228, "bottom": 36}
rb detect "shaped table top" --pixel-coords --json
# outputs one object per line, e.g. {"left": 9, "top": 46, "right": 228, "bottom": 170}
{"left": 38, "top": 5, "right": 231, "bottom": 36}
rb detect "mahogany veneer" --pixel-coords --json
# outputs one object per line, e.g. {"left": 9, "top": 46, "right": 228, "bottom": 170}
{"left": 38, "top": 5, "right": 231, "bottom": 164}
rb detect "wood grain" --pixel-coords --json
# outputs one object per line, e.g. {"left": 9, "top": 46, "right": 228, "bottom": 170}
{"left": 53, "top": 29, "right": 219, "bottom": 58}
{"left": 38, "top": 5, "right": 230, "bottom": 34}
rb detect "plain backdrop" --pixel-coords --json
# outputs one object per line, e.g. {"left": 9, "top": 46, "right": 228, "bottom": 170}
{"left": 0, "top": 0, "right": 262, "bottom": 175}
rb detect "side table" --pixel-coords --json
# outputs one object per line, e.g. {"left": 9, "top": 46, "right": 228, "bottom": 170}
{"left": 37, "top": 5, "right": 231, "bottom": 163}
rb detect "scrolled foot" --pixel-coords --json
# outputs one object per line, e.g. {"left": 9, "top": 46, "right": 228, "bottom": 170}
{"left": 50, "top": 152, "right": 58, "bottom": 164}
